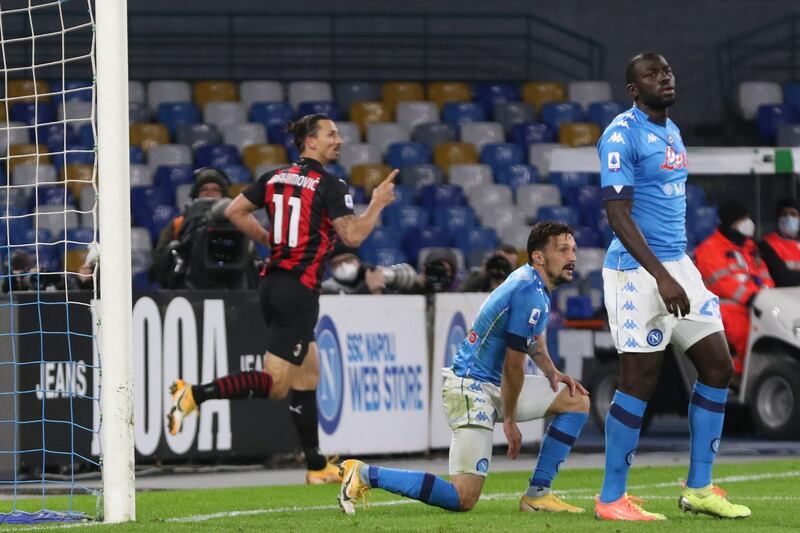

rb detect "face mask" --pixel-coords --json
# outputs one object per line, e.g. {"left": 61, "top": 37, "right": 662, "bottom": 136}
{"left": 778, "top": 216, "right": 800, "bottom": 238}
{"left": 333, "top": 261, "right": 359, "bottom": 283}
{"left": 733, "top": 218, "right": 755, "bottom": 238}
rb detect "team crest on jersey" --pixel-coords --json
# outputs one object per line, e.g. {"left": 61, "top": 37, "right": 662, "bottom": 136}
{"left": 608, "top": 132, "right": 626, "bottom": 144}
{"left": 468, "top": 330, "right": 479, "bottom": 344}
{"left": 660, "top": 146, "right": 688, "bottom": 171}
{"left": 607, "top": 152, "right": 621, "bottom": 172}
{"left": 529, "top": 308, "right": 541, "bottom": 326}
{"left": 711, "top": 438, "right": 720, "bottom": 453}
{"left": 626, "top": 450, "right": 636, "bottom": 465}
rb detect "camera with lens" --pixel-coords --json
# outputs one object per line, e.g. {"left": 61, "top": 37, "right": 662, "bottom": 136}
{"left": 423, "top": 258, "right": 455, "bottom": 293}
{"left": 377, "top": 262, "right": 418, "bottom": 291}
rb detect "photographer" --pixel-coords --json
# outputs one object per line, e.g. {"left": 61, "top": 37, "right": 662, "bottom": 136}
{"left": 418, "top": 248, "right": 461, "bottom": 294}
{"left": 2, "top": 250, "right": 79, "bottom": 293}
{"left": 459, "top": 244, "right": 517, "bottom": 292}
{"left": 321, "top": 241, "right": 417, "bottom": 295}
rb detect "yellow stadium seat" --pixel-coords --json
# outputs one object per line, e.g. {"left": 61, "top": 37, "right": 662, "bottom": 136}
{"left": 350, "top": 163, "right": 391, "bottom": 196}
{"left": 61, "top": 163, "right": 95, "bottom": 196}
{"left": 522, "top": 81, "right": 566, "bottom": 112}
{"left": 349, "top": 101, "right": 391, "bottom": 135}
{"left": 558, "top": 122, "right": 601, "bottom": 147}
{"left": 242, "top": 143, "right": 288, "bottom": 174}
{"left": 517, "top": 249, "right": 529, "bottom": 267}
{"left": 228, "top": 183, "right": 250, "bottom": 197}
{"left": 427, "top": 82, "right": 471, "bottom": 108}
{"left": 433, "top": 142, "right": 478, "bottom": 173}
{"left": 65, "top": 249, "right": 89, "bottom": 273}
{"left": 0, "top": 106, "right": 6, "bottom": 122}
{"left": 381, "top": 82, "right": 425, "bottom": 113}
{"left": 8, "top": 144, "right": 51, "bottom": 173}
{"left": 194, "top": 80, "right": 238, "bottom": 110}
{"left": 129, "top": 123, "right": 169, "bottom": 152}
{"left": 7, "top": 79, "right": 51, "bottom": 103}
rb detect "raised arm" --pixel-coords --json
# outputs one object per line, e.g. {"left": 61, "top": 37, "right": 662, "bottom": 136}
{"left": 224, "top": 194, "right": 270, "bottom": 247}
{"left": 333, "top": 169, "right": 398, "bottom": 247}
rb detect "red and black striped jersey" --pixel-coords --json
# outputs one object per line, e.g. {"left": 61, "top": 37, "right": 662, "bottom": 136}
{"left": 243, "top": 157, "right": 354, "bottom": 291}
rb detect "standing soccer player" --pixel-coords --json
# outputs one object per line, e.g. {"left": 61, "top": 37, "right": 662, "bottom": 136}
{"left": 167, "top": 114, "right": 397, "bottom": 484}
{"left": 594, "top": 52, "right": 751, "bottom": 520}
{"left": 338, "top": 222, "right": 589, "bottom": 515}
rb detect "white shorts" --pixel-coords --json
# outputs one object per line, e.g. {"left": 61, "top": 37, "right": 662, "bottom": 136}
{"left": 441, "top": 367, "right": 564, "bottom": 476}
{"left": 603, "top": 255, "right": 724, "bottom": 354}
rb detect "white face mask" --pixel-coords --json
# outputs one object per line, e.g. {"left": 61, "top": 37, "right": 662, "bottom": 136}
{"left": 734, "top": 218, "right": 755, "bottom": 238}
{"left": 778, "top": 216, "right": 800, "bottom": 238}
{"left": 333, "top": 261, "right": 359, "bottom": 283}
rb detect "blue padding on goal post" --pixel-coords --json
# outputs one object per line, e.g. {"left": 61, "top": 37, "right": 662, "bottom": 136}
{"left": 0, "top": 510, "right": 89, "bottom": 524}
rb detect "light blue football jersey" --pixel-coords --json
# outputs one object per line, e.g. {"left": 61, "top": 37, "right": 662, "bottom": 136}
{"left": 451, "top": 264, "right": 550, "bottom": 386}
{"left": 597, "top": 105, "right": 688, "bottom": 270}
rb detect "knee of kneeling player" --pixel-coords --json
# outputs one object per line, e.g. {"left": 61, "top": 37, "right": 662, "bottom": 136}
{"left": 574, "top": 392, "right": 590, "bottom": 414}
{"left": 457, "top": 489, "right": 479, "bottom": 511}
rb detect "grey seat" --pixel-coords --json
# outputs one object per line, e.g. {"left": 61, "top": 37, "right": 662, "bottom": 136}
{"left": 528, "top": 143, "right": 562, "bottom": 177}
{"left": 335, "top": 82, "right": 381, "bottom": 119}
{"left": 204, "top": 102, "right": 247, "bottom": 131}
{"left": 411, "top": 122, "right": 457, "bottom": 149}
{"left": 147, "top": 144, "right": 193, "bottom": 170}
{"left": 222, "top": 123, "right": 267, "bottom": 152}
{"left": 515, "top": 184, "right": 561, "bottom": 221}
{"left": 366, "top": 122, "right": 409, "bottom": 155}
{"left": 176, "top": 123, "right": 222, "bottom": 151}
{"left": 448, "top": 164, "right": 493, "bottom": 193}
{"left": 568, "top": 81, "right": 613, "bottom": 111}
{"left": 335, "top": 121, "right": 361, "bottom": 144}
{"left": 147, "top": 80, "right": 191, "bottom": 115}
{"left": 129, "top": 164, "right": 154, "bottom": 187}
{"left": 494, "top": 102, "right": 534, "bottom": 136}
{"left": 338, "top": 143, "right": 382, "bottom": 172}
{"left": 396, "top": 101, "right": 439, "bottom": 131}
{"left": 777, "top": 124, "right": 800, "bottom": 147}
{"left": 398, "top": 164, "right": 444, "bottom": 191}
{"left": 240, "top": 80, "right": 285, "bottom": 111}
{"left": 460, "top": 122, "right": 505, "bottom": 151}
{"left": 287, "top": 81, "right": 333, "bottom": 111}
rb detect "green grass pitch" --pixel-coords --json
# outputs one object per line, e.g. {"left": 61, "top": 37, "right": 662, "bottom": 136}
{"left": 3, "top": 459, "right": 799, "bottom": 531}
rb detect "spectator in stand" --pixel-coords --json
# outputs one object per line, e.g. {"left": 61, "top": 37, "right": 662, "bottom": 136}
{"left": 321, "top": 241, "right": 418, "bottom": 295}
{"left": 460, "top": 244, "right": 518, "bottom": 292}
{"left": 694, "top": 200, "right": 774, "bottom": 374}
{"left": 759, "top": 198, "right": 800, "bottom": 287}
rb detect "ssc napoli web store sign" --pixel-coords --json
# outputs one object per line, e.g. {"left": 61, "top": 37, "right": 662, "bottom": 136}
{"left": 317, "top": 295, "right": 429, "bottom": 455}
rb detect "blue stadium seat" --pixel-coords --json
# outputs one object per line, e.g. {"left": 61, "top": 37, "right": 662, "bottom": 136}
{"left": 392, "top": 184, "right": 414, "bottom": 206}
{"left": 474, "top": 82, "right": 521, "bottom": 112}
{"left": 494, "top": 163, "right": 540, "bottom": 192}
{"left": 480, "top": 143, "right": 525, "bottom": 174}
{"left": 153, "top": 164, "right": 195, "bottom": 205}
{"left": 688, "top": 206, "right": 718, "bottom": 244}
{"left": 219, "top": 164, "right": 252, "bottom": 184}
{"left": 10, "top": 102, "right": 56, "bottom": 125}
{"left": 587, "top": 101, "right": 626, "bottom": 130}
{"left": 33, "top": 186, "right": 75, "bottom": 210}
{"left": 540, "top": 102, "right": 584, "bottom": 133}
{"left": 385, "top": 142, "right": 432, "bottom": 169}
{"left": 296, "top": 101, "right": 341, "bottom": 120}
{"left": 432, "top": 205, "right": 478, "bottom": 236}
{"left": 537, "top": 205, "right": 580, "bottom": 226}
{"left": 511, "top": 122, "right": 555, "bottom": 152}
{"left": 548, "top": 171, "right": 593, "bottom": 205}
{"left": 194, "top": 143, "right": 241, "bottom": 169}
{"left": 144, "top": 204, "right": 180, "bottom": 243}
{"left": 130, "top": 146, "right": 145, "bottom": 164}
{"left": 685, "top": 183, "right": 707, "bottom": 210}
{"left": 361, "top": 226, "right": 402, "bottom": 251}
{"left": 411, "top": 123, "right": 457, "bottom": 149}
{"left": 33, "top": 245, "right": 62, "bottom": 272}
{"left": 1, "top": 208, "right": 33, "bottom": 246}
{"left": 130, "top": 186, "right": 172, "bottom": 227}
{"left": 77, "top": 123, "right": 95, "bottom": 147}
{"left": 382, "top": 205, "right": 430, "bottom": 234}
{"left": 129, "top": 101, "right": 149, "bottom": 124}
{"left": 453, "top": 226, "right": 500, "bottom": 265}
{"left": 266, "top": 123, "right": 294, "bottom": 151}
{"left": 573, "top": 225, "right": 602, "bottom": 247}
{"left": 575, "top": 185, "right": 602, "bottom": 225}
{"left": 442, "top": 102, "right": 488, "bottom": 128}
{"left": 361, "top": 246, "right": 408, "bottom": 267}
{"left": 784, "top": 81, "right": 800, "bottom": 114}
{"left": 348, "top": 185, "right": 367, "bottom": 205}
{"left": 157, "top": 102, "right": 201, "bottom": 137}
{"left": 23, "top": 228, "right": 56, "bottom": 245}
{"left": 38, "top": 123, "right": 75, "bottom": 152}
{"left": 418, "top": 184, "right": 466, "bottom": 211}
{"left": 65, "top": 227, "right": 94, "bottom": 248}
{"left": 51, "top": 143, "right": 95, "bottom": 169}
{"left": 403, "top": 226, "right": 452, "bottom": 264}
{"left": 324, "top": 162, "right": 348, "bottom": 180}
{"left": 249, "top": 101, "right": 293, "bottom": 129}
{"left": 756, "top": 104, "right": 796, "bottom": 143}
{"left": 566, "top": 295, "right": 594, "bottom": 319}
{"left": 51, "top": 80, "right": 93, "bottom": 101}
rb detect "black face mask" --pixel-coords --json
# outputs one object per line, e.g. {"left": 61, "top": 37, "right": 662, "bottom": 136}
{"left": 720, "top": 225, "right": 747, "bottom": 246}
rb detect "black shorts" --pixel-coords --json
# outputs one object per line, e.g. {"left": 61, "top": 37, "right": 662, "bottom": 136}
{"left": 259, "top": 269, "right": 320, "bottom": 365}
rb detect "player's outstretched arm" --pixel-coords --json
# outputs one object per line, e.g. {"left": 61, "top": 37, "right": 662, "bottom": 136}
{"left": 606, "top": 199, "right": 690, "bottom": 317}
{"left": 501, "top": 348, "right": 526, "bottom": 459}
{"left": 333, "top": 169, "right": 398, "bottom": 247}
{"left": 225, "top": 193, "right": 270, "bottom": 247}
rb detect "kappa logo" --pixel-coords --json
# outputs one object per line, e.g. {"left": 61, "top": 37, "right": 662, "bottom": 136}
{"left": 608, "top": 132, "right": 626, "bottom": 144}
{"left": 445, "top": 312, "right": 468, "bottom": 367}
{"left": 699, "top": 297, "right": 721, "bottom": 319}
{"left": 315, "top": 315, "right": 344, "bottom": 435}
{"left": 647, "top": 133, "right": 658, "bottom": 144}
{"left": 622, "top": 282, "right": 637, "bottom": 293}
{"left": 473, "top": 396, "right": 487, "bottom": 405}
{"left": 621, "top": 319, "right": 638, "bottom": 330}
{"left": 607, "top": 152, "right": 621, "bottom": 172}
{"left": 621, "top": 300, "right": 637, "bottom": 311}
{"left": 612, "top": 119, "right": 630, "bottom": 129}
{"left": 468, "top": 381, "right": 483, "bottom": 393}
{"left": 647, "top": 329, "right": 664, "bottom": 346}
{"left": 624, "top": 337, "right": 639, "bottom": 349}
{"left": 474, "top": 411, "right": 491, "bottom": 423}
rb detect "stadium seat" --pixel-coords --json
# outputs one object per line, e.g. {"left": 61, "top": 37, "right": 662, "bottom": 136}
{"left": 528, "top": 143, "right": 562, "bottom": 176}
{"left": 129, "top": 123, "right": 169, "bottom": 152}
{"left": 361, "top": 225, "right": 402, "bottom": 251}
{"left": 52, "top": 80, "right": 92, "bottom": 102}
{"left": 129, "top": 164, "right": 154, "bottom": 187}
{"left": 541, "top": 102, "right": 585, "bottom": 133}
{"left": 685, "top": 183, "right": 707, "bottom": 210}
{"left": 36, "top": 205, "right": 79, "bottom": 237}
{"left": 432, "top": 205, "right": 478, "bottom": 234}
{"left": 61, "top": 163, "right": 95, "bottom": 197}
{"left": 447, "top": 164, "right": 493, "bottom": 193}
{"left": 501, "top": 224, "right": 532, "bottom": 250}
{"left": 334, "top": 81, "right": 381, "bottom": 118}
{"left": 587, "top": 101, "right": 626, "bottom": 130}
{"left": 144, "top": 204, "right": 180, "bottom": 244}
{"left": 382, "top": 204, "right": 430, "bottom": 234}
{"left": 549, "top": 171, "right": 594, "bottom": 204}
{"left": 241, "top": 144, "right": 288, "bottom": 174}
{"left": 349, "top": 101, "right": 392, "bottom": 135}
{"left": 240, "top": 80, "right": 285, "bottom": 111}
{"left": 738, "top": 81, "right": 782, "bottom": 120}
{"left": 7, "top": 79, "right": 50, "bottom": 103}
{"left": 12, "top": 163, "right": 57, "bottom": 187}
{"left": 297, "top": 101, "right": 341, "bottom": 120}
{"left": 324, "top": 162, "right": 348, "bottom": 180}
{"left": 391, "top": 184, "right": 414, "bottom": 206}
{"left": 130, "top": 146, "right": 145, "bottom": 165}
{"left": 129, "top": 102, "right": 150, "bottom": 124}
{"left": 522, "top": 81, "right": 567, "bottom": 111}
{"left": 453, "top": 227, "right": 500, "bottom": 266}
{"left": 350, "top": 163, "right": 392, "bottom": 196}
{"left": 288, "top": 81, "right": 332, "bottom": 111}
{"left": 777, "top": 124, "right": 800, "bottom": 147}
{"left": 222, "top": 123, "right": 267, "bottom": 152}
{"left": 338, "top": 142, "right": 382, "bottom": 173}
{"left": 478, "top": 205, "right": 525, "bottom": 235}
{"left": 385, "top": 142, "right": 432, "bottom": 169}
{"left": 381, "top": 82, "right": 425, "bottom": 113}
{"left": 157, "top": 102, "right": 201, "bottom": 137}
{"left": 395, "top": 101, "right": 439, "bottom": 131}
{"left": 466, "top": 184, "right": 513, "bottom": 214}
{"left": 756, "top": 104, "right": 796, "bottom": 143}
{"left": 194, "top": 143, "right": 241, "bottom": 169}
{"left": 174, "top": 183, "right": 193, "bottom": 210}
{"left": 403, "top": 226, "right": 452, "bottom": 264}
{"left": 361, "top": 246, "right": 408, "bottom": 267}
{"left": 57, "top": 100, "right": 92, "bottom": 132}
{"left": 511, "top": 122, "right": 555, "bottom": 152}
{"left": 75, "top": 123, "right": 94, "bottom": 148}
{"left": 367, "top": 122, "right": 410, "bottom": 155}
{"left": 11, "top": 102, "right": 56, "bottom": 125}
{"left": 442, "top": 102, "right": 488, "bottom": 128}
{"left": 266, "top": 123, "right": 293, "bottom": 151}
{"left": 7, "top": 143, "right": 51, "bottom": 174}
{"left": 153, "top": 165, "right": 195, "bottom": 205}
{"left": 175, "top": 123, "right": 222, "bottom": 150}
{"left": 418, "top": 184, "right": 466, "bottom": 211}
{"left": 474, "top": 82, "right": 521, "bottom": 112}
{"left": 494, "top": 163, "right": 540, "bottom": 192}
{"left": 194, "top": 80, "right": 237, "bottom": 110}
{"left": 516, "top": 184, "right": 561, "bottom": 220}
{"left": 147, "top": 144, "right": 193, "bottom": 170}
{"left": 42, "top": 123, "right": 75, "bottom": 152}
{"left": 784, "top": 81, "right": 800, "bottom": 115}
{"left": 220, "top": 164, "right": 253, "bottom": 184}
{"left": 427, "top": 82, "right": 472, "bottom": 109}
{"left": 433, "top": 142, "right": 479, "bottom": 173}
{"left": 130, "top": 185, "right": 171, "bottom": 224}
{"left": 575, "top": 247, "right": 605, "bottom": 278}
{"left": 334, "top": 121, "right": 360, "bottom": 145}
{"left": 204, "top": 102, "right": 247, "bottom": 131}
{"left": 130, "top": 227, "right": 152, "bottom": 251}
{"left": 129, "top": 81, "right": 146, "bottom": 105}
{"left": 147, "top": 80, "right": 192, "bottom": 115}
{"left": 537, "top": 205, "right": 579, "bottom": 226}
{"left": 0, "top": 122, "right": 31, "bottom": 155}
{"left": 573, "top": 225, "right": 602, "bottom": 248}
{"left": 568, "top": 81, "right": 613, "bottom": 111}
{"left": 480, "top": 143, "right": 525, "bottom": 174}
{"left": 411, "top": 122, "right": 457, "bottom": 149}
{"left": 688, "top": 206, "right": 718, "bottom": 243}
{"left": 398, "top": 163, "right": 445, "bottom": 191}
{"left": 460, "top": 122, "right": 505, "bottom": 151}
{"left": 494, "top": 102, "right": 535, "bottom": 135}
{"left": 249, "top": 101, "right": 293, "bottom": 130}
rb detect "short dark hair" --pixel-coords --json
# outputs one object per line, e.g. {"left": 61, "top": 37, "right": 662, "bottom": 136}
{"left": 526, "top": 221, "right": 575, "bottom": 264}
{"left": 287, "top": 113, "right": 330, "bottom": 151}
{"left": 624, "top": 51, "right": 664, "bottom": 85}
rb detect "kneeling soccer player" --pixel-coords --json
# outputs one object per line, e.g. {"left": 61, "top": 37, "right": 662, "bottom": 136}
{"left": 338, "top": 221, "right": 590, "bottom": 515}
